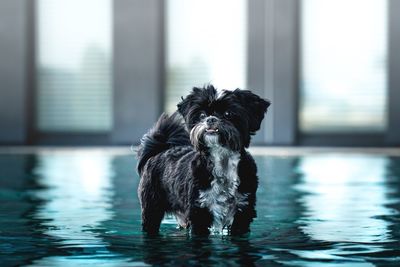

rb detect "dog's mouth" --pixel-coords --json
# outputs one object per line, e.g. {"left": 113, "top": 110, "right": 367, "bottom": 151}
{"left": 205, "top": 127, "right": 219, "bottom": 134}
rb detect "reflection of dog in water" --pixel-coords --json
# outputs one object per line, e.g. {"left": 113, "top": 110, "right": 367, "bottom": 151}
{"left": 141, "top": 234, "right": 262, "bottom": 266}
{"left": 137, "top": 85, "right": 270, "bottom": 235}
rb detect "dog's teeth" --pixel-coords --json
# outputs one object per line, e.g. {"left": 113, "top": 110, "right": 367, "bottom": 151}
{"left": 215, "top": 129, "right": 219, "bottom": 132}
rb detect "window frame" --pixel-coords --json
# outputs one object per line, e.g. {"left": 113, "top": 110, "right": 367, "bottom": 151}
{"left": 249, "top": 0, "right": 400, "bottom": 146}
{"left": 297, "top": 0, "right": 400, "bottom": 146}
{"left": 27, "top": 0, "right": 165, "bottom": 145}
{"left": 28, "top": 0, "right": 114, "bottom": 145}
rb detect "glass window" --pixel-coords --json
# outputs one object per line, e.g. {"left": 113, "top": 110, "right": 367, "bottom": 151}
{"left": 300, "top": 0, "right": 388, "bottom": 133}
{"left": 165, "top": 0, "right": 247, "bottom": 113}
{"left": 36, "top": 0, "right": 112, "bottom": 132}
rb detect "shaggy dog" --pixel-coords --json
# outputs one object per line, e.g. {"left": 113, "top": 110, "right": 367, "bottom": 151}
{"left": 137, "top": 85, "right": 270, "bottom": 235}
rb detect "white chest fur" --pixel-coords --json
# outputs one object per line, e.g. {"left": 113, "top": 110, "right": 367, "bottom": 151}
{"left": 197, "top": 146, "right": 248, "bottom": 232}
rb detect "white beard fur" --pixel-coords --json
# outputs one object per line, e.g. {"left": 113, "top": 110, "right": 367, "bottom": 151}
{"left": 197, "top": 135, "right": 248, "bottom": 233}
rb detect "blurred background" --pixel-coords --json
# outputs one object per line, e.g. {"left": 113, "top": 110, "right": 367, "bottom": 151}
{"left": 0, "top": 0, "right": 399, "bottom": 147}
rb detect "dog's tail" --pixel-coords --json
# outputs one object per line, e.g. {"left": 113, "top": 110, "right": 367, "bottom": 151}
{"left": 136, "top": 112, "right": 190, "bottom": 175}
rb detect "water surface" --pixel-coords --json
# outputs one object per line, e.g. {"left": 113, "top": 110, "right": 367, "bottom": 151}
{"left": 0, "top": 150, "right": 399, "bottom": 266}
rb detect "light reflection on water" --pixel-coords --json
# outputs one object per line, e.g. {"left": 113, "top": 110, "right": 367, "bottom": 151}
{"left": 0, "top": 151, "right": 399, "bottom": 266}
{"left": 295, "top": 155, "right": 395, "bottom": 243}
{"left": 29, "top": 152, "right": 132, "bottom": 266}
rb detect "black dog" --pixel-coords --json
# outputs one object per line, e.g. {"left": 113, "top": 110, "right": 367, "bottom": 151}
{"left": 137, "top": 85, "right": 270, "bottom": 235}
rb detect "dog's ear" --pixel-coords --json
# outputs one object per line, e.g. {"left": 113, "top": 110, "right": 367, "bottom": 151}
{"left": 233, "top": 89, "right": 271, "bottom": 134}
{"left": 177, "top": 90, "right": 196, "bottom": 119}
{"left": 177, "top": 87, "right": 204, "bottom": 118}
{"left": 177, "top": 96, "right": 190, "bottom": 118}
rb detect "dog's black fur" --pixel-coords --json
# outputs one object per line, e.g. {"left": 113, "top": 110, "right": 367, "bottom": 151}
{"left": 137, "top": 85, "right": 270, "bottom": 235}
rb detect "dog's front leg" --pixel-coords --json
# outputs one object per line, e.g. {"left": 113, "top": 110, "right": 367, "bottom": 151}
{"left": 230, "top": 193, "right": 256, "bottom": 235}
{"left": 231, "top": 154, "right": 258, "bottom": 235}
{"left": 189, "top": 154, "right": 213, "bottom": 236}
{"left": 189, "top": 206, "right": 213, "bottom": 236}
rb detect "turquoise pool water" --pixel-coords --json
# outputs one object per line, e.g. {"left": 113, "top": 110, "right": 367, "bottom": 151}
{"left": 0, "top": 150, "right": 399, "bottom": 266}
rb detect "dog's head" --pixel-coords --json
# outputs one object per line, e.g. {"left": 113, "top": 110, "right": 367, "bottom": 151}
{"left": 177, "top": 85, "right": 270, "bottom": 151}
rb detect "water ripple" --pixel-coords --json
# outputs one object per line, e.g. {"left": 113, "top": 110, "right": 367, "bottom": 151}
{"left": 0, "top": 153, "right": 399, "bottom": 266}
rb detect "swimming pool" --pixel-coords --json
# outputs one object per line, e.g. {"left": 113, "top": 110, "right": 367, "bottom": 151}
{"left": 0, "top": 148, "right": 399, "bottom": 266}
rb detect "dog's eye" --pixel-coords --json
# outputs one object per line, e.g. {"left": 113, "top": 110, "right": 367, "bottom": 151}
{"left": 199, "top": 112, "right": 207, "bottom": 120}
{"left": 224, "top": 111, "right": 232, "bottom": 118}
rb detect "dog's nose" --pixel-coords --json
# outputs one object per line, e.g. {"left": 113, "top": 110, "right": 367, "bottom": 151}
{"left": 206, "top": 116, "right": 218, "bottom": 125}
